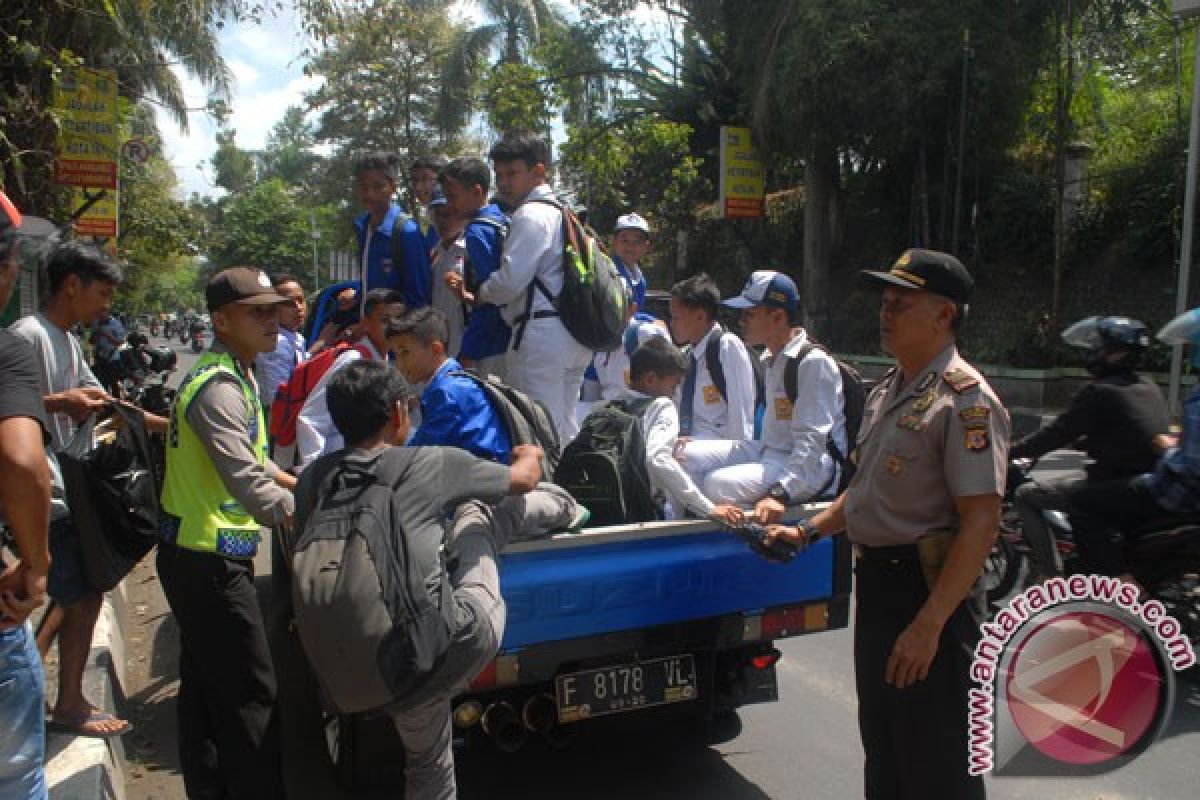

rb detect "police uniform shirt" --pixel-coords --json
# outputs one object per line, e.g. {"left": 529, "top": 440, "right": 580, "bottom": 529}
{"left": 844, "top": 345, "right": 1009, "bottom": 546}
{"left": 760, "top": 330, "right": 848, "bottom": 499}
{"left": 677, "top": 323, "right": 757, "bottom": 441}
{"left": 593, "top": 320, "right": 669, "bottom": 401}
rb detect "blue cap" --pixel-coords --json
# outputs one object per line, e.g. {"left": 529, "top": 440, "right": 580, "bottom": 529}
{"left": 723, "top": 270, "right": 799, "bottom": 314}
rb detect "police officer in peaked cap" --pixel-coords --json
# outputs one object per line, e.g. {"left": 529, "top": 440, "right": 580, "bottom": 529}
{"left": 769, "top": 249, "right": 1009, "bottom": 799}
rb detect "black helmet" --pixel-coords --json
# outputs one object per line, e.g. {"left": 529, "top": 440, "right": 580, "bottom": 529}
{"left": 1062, "top": 315, "right": 1149, "bottom": 374}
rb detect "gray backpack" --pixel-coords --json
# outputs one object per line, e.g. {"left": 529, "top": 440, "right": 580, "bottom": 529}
{"left": 291, "top": 448, "right": 454, "bottom": 714}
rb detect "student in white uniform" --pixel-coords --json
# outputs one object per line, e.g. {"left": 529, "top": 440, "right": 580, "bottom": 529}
{"left": 426, "top": 186, "right": 467, "bottom": 357}
{"left": 462, "top": 130, "right": 593, "bottom": 442}
{"left": 619, "top": 337, "right": 744, "bottom": 525}
{"left": 578, "top": 315, "right": 669, "bottom": 422}
{"left": 667, "top": 273, "right": 756, "bottom": 441}
{"left": 679, "top": 271, "right": 847, "bottom": 525}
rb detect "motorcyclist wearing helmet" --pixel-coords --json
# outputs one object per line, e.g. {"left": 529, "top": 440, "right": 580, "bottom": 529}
{"left": 1009, "top": 316, "right": 1169, "bottom": 582}
{"left": 1067, "top": 309, "right": 1200, "bottom": 579}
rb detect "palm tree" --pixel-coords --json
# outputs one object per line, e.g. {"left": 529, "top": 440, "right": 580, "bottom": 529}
{"left": 438, "top": 0, "right": 565, "bottom": 132}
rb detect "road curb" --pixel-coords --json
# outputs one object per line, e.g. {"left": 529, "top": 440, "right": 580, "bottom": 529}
{"left": 45, "top": 583, "right": 131, "bottom": 800}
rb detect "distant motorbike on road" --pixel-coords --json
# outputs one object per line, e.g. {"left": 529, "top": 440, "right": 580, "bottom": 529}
{"left": 189, "top": 322, "right": 205, "bottom": 353}
{"left": 981, "top": 459, "right": 1200, "bottom": 662}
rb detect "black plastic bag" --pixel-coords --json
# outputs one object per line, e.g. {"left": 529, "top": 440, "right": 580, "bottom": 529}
{"left": 58, "top": 403, "right": 160, "bottom": 592}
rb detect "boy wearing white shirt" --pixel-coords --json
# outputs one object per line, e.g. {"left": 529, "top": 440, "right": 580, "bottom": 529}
{"left": 679, "top": 271, "right": 847, "bottom": 525}
{"left": 668, "top": 273, "right": 757, "bottom": 441}
{"left": 295, "top": 288, "right": 403, "bottom": 469}
{"left": 622, "top": 337, "right": 743, "bottom": 525}
{"left": 426, "top": 186, "right": 468, "bottom": 357}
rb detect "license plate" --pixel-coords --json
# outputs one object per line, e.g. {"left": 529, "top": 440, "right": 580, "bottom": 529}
{"left": 555, "top": 654, "right": 698, "bottom": 724}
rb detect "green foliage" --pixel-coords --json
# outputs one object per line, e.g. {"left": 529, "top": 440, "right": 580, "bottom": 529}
{"left": 211, "top": 129, "right": 258, "bottom": 194}
{"left": 484, "top": 62, "right": 558, "bottom": 134}
{"left": 207, "top": 178, "right": 329, "bottom": 274}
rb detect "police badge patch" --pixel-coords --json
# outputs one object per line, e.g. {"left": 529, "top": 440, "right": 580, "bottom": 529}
{"left": 965, "top": 428, "right": 989, "bottom": 452}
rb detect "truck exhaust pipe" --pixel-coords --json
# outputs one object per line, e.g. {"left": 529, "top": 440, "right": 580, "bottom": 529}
{"left": 521, "top": 694, "right": 557, "bottom": 733}
{"left": 481, "top": 701, "right": 528, "bottom": 753}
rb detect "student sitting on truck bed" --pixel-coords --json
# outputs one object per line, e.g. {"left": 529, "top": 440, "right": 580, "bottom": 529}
{"left": 622, "top": 337, "right": 744, "bottom": 525}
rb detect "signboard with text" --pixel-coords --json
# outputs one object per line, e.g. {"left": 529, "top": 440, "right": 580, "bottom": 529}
{"left": 72, "top": 189, "right": 118, "bottom": 238}
{"left": 719, "top": 126, "right": 765, "bottom": 219}
{"left": 53, "top": 67, "right": 119, "bottom": 189}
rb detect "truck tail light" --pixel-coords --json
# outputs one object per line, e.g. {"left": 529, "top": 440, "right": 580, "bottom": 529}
{"left": 469, "top": 653, "right": 520, "bottom": 690}
{"left": 750, "top": 649, "right": 782, "bottom": 670}
{"left": 744, "top": 602, "right": 830, "bottom": 642}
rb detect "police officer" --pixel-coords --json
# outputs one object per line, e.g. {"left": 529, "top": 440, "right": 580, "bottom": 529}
{"left": 1010, "top": 316, "right": 1168, "bottom": 581}
{"left": 158, "top": 268, "right": 296, "bottom": 798}
{"left": 769, "top": 249, "right": 1008, "bottom": 799}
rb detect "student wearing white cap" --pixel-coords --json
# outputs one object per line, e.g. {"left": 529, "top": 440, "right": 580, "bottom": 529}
{"left": 612, "top": 212, "right": 651, "bottom": 310}
{"left": 678, "top": 271, "right": 847, "bottom": 524}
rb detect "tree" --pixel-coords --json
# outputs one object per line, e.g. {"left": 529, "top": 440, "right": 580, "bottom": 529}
{"left": 0, "top": 0, "right": 256, "bottom": 214}
{"left": 207, "top": 178, "right": 320, "bottom": 274}
{"left": 211, "top": 129, "right": 258, "bottom": 195}
{"left": 260, "top": 106, "right": 322, "bottom": 188}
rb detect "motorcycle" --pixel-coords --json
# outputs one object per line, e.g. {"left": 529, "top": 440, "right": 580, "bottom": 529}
{"left": 113, "top": 331, "right": 178, "bottom": 417}
{"left": 189, "top": 324, "right": 205, "bottom": 353}
{"left": 982, "top": 459, "right": 1200, "bottom": 661}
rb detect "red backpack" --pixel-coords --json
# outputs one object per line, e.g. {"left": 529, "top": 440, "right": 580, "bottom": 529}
{"left": 269, "top": 342, "right": 371, "bottom": 446}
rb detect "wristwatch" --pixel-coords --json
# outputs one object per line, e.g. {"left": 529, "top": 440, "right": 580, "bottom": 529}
{"left": 766, "top": 483, "right": 790, "bottom": 506}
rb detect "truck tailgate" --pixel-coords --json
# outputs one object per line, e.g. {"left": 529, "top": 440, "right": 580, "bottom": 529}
{"left": 497, "top": 514, "right": 845, "bottom": 649}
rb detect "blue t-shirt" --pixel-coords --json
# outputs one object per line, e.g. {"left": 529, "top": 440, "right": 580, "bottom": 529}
{"left": 458, "top": 204, "right": 512, "bottom": 360}
{"left": 409, "top": 358, "right": 512, "bottom": 463}
{"left": 353, "top": 204, "right": 431, "bottom": 310}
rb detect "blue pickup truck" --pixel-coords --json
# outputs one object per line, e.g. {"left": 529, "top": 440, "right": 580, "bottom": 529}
{"left": 330, "top": 509, "right": 852, "bottom": 788}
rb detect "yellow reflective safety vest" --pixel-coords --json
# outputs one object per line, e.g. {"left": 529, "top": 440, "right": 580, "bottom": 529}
{"left": 160, "top": 350, "right": 268, "bottom": 558}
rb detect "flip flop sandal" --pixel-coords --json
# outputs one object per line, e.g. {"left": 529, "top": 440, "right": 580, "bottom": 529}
{"left": 47, "top": 710, "right": 134, "bottom": 739}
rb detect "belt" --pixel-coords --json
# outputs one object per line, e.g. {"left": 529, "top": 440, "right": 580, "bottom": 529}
{"left": 855, "top": 542, "right": 919, "bottom": 565}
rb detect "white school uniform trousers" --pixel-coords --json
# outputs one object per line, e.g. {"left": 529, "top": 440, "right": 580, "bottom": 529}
{"left": 477, "top": 184, "right": 592, "bottom": 442}
{"left": 681, "top": 329, "right": 847, "bottom": 505}
{"left": 675, "top": 323, "right": 757, "bottom": 441}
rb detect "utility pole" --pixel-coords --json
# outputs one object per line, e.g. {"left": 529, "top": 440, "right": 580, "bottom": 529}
{"left": 310, "top": 209, "right": 321, "bottom": 293}
{"left": 1169, "top": 6, "right": 1200, "bottom": 415}
{"left": 951, "top": 29, "right": 971, "bottom": 256}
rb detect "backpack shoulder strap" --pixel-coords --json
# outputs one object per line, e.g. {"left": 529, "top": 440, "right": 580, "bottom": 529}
{"left": 704, "top": 327, "right": 727, "bottom": 401}
{"left": 786, "top": 342, "right": 818, "bottom": 405}
{"left": 389, "top": 211, "right": 410, "bottom": 290}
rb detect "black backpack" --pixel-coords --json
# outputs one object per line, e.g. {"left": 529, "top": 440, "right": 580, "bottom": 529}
{"left": 782, "top": 341, "right": 867, "bottom": 494}
{"left": 448, "top": 369, "right": 561, "bottom": 477}
{"left": 514, "top": 198, "right": 630, "bottom": 352}
{"left": 291, "top": 448, "right": 455, "bottom": 714}
{"left": 554, "top": 396, "right": 660, "bottom": 526}
{"left": 701, "top": 327, "right": 767, "bottom": 434}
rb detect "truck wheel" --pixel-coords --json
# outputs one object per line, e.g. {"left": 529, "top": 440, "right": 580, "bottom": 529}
{"left": 684, "top": 708, "right": 742, "bottom": 745}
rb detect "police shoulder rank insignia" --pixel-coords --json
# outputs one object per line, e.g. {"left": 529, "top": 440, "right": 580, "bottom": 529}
{"left": 912, "top": 388, "right": 937, "bottom": 413}
{"left": 943, "top": 368, "right": 979, "bottom": 394}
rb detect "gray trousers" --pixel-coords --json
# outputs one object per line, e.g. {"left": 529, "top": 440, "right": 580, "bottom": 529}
{"left": 1013, "top": 473, "right": 1087, "bottom": 579}
{"left": 384, "top": 483, "right": 579, "bottom": 800}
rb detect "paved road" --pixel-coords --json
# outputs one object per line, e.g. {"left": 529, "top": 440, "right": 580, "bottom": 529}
{"left": 124, "top": 348, "right": 1200, "bottom": 799}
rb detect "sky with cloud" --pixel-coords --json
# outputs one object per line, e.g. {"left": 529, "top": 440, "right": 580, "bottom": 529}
{"left": 157, "top": 2, "right": 670, "bottom": 200}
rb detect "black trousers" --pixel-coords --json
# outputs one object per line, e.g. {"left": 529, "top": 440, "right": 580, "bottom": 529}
{"left": 854, "top": 544, "right": 985, "bottom": 800}
{"left": 157, "top": 541, "right": 283, "bottom": 799}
